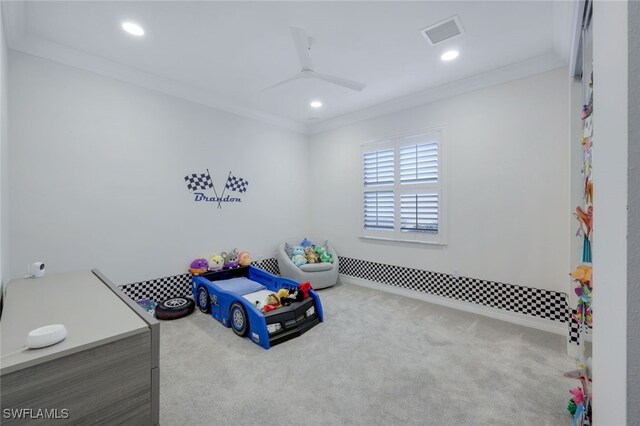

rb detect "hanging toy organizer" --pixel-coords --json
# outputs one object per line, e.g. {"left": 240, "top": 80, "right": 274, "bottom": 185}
{"left": 565, "top": 4, "right": 593, "bottom": 423}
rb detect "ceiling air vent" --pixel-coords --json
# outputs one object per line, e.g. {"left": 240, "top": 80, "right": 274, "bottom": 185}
{"left": 420, "top": 16, "right": 464, "bottom": 45}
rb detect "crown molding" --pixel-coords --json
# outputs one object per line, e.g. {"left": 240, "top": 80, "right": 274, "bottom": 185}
{"left": 308, "top": 52, "right": 567, "bottom": 134}
{"left": 2, "top": 2, "right": 308, "bottom": 135}
{"left": 2, "top": 1, "right": 567, "bottom": 137}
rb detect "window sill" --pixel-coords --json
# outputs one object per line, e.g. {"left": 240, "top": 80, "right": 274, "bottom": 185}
{"left": 358, "top": 235, "right": 447, "bottom": 246}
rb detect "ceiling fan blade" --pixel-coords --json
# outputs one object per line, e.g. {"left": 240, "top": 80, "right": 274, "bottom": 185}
{"left": 311, "top": 72, "right": 366, "bottom": 92}
{"left": 290, "top": 26, "right": 313, "bottom": 71}
{"left": 261, "top": 73, "right": 304, "bottom": 92}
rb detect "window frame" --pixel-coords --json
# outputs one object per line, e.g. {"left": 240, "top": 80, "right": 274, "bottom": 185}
{"left": 360, "top": 126, "right": 447, "bottom": 245}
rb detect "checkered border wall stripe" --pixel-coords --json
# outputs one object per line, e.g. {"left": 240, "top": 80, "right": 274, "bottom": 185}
{"left": 567, "top": 309, "right": 592, "bottom": 345}
{"left": 253, "top": 258, "right": 280, "bottom": 276}
{"left": 119, "top": 273, "right": 192, "bottom": 302}
{"left": 338, "top": 256, "right": 571, "bottom": 324}
{"left": 119, "top": 256, "right": 573, "bottom": 335}
{"left": 118, "top": 258, "right": 280, "bottom": 302}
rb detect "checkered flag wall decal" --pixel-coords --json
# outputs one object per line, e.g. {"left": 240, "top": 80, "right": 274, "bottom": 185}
{"left": 184, "top": 170, "right": 214, "bottom": 192}
{"left": 225, "top": 175, "right": 249, "bottom": 193}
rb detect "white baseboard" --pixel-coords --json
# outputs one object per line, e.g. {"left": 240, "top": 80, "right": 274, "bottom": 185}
{"left": 340, "top": 274, "right": 568, "bottom": 336}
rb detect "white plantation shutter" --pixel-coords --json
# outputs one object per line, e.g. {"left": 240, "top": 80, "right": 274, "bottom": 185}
{"left": 400, "top": 193, "right": 438, "bottom": 233}
{"left": 363, "top": 191, "right": 394, "bottom": 230}
{"left": 363, "top": 149, "right": 394, "bottom": 186}
{"left": 400, "top": 142, "right": 438, "bottom": 184}
{"left": 362, "top": 128, "right": 445, "bottom": 243}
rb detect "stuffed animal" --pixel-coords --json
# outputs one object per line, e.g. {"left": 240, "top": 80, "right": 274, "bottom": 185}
{"left": 266, "top": 293, "right": 280, "bottom": 306}
{"left": 209, "top": 254, "right": 224, "bottom": 271}
{"left": 570, "top": 265, "right": 592, "bottom": 287}
{"left": 221, "top": 249, "right": 240, "bottom": 269}
{"left": 189, "top": 258, "right": 209, "bottom": 275}
{"left": 238, "top": 251, "right": 252, "bottom": 267}
{"left": 278, "top": 288, "right": 300, "bottom": 306}
{"left": 277, "top": 289, "right": 289, "bottom": 300}
{"left": 289, "top": 287, "right": 302, "bottom": 302}
{"left": 291, "top": 245, "right": 307, "bottom": 267}
{"left": 300, "top": 238, "right": 313, "bottom": 248}
{"left": 314, "top": 245, "right": 333, "bottom": 263}
{"left": 277, "top": 288, "right": 292, "bottom": 306}
{"left": 304, "top": 246, "right": 319, "bottom": 264}
{"left": 299, "top": 282, "right": 313, "bottom": 299}
{"left": 262, "top": 293, "right": 281, "bottom": 312}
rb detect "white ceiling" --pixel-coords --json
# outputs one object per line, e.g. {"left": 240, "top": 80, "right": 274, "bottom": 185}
{"left": 2, "top": 1, "right": 575, "bottom": 134}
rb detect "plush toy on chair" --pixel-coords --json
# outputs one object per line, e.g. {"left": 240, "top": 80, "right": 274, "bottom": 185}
{"left": 291, "top": 246, "right": 307, "bottom": 267}
{"left": 277, "top": 239, "right": 339, "bottom": 289}
{"left": 305, "top": 246, "right": 319, "bottom": 264}
{"left": 315, "top": 245, "right": 334, "bottom": 263}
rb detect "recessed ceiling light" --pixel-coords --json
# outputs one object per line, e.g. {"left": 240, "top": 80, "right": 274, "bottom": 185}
{"left": 441, "top": 50, "right": 459, "bottom": 61}
{"left": 122, "top": 22, "right": 145, "bottom": 36}
{"left": 310, "top": 100, "right": 323, "bottom": 108}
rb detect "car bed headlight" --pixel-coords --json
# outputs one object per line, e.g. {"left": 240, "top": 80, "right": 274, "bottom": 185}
{"left": 267, "top": 323, "right": 282, "bottom": 334}
{"left": 306, "top": 306, "right": 315, "bottom": 317}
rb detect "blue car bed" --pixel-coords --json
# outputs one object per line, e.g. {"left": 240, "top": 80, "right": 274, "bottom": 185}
{"left": 192, "top": 266, "right": 324, "bottom": 349}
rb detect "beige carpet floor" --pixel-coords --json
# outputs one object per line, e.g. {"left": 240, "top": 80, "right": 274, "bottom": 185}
{"left": 159, "top": 281, "right": 574, "bottom": 425}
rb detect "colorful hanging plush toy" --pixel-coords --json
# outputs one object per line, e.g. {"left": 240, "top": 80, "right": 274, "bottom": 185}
{"left": 570, "top": 265, "right": 593, "bottom": 326}
{"left": 567, "top": 387, "right": 586, "bottom": 417}
{"left": 575, "top": 205, "right": 593, "bottom": 237}
{"left": 572, "top": 303, "right": 592, "bottom": 325}
{"left": 569, "top": 387, "right": 585, "bottom": 406}
{"left": 570, "top": 266, "right": 592, "bottom": 288}
{"left": 189, "top": 258, "right": 209, "bottom": 275}
{"left": 291, "top": 246, "right": 307, "bottom": 267}
{"left": 584, "top": 178, "right": 593, "bottom": 204}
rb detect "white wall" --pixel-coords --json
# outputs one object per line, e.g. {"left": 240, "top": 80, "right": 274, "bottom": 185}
{"left": 8, "top": 52, "right": 310, "bottom": 285}
{"left": 628, "top": 0, "right": 640, "bottom": 418}
{"left": 309, "top": 68, "right": 570, "bottom": 294}
{"left": 592, "top": 0, "right": 628, "bottom": 424}
{"left": 0, "top": 1, "right": 9, "bottom": 297}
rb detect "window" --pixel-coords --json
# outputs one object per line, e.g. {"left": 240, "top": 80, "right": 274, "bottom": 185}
{"left": 361, "top": 128, "right": 445, "bottom": 244}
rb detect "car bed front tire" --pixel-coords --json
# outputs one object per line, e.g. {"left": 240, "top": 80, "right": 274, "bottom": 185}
{"left": 230, "top": 302, "right": 248, "bottom": 337}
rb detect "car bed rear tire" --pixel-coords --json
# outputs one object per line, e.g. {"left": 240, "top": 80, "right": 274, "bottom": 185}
{"left": 196, "top": 286, "right": 210, "bottom": 313}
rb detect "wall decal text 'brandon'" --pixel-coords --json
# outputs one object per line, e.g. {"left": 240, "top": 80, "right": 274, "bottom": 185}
{"left": 193, "top": 192, "right": 241, "bottom": 203}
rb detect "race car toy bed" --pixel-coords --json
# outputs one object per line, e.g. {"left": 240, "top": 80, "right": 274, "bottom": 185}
{"left": 192, "top": 266, "right": 324, "bottom": 349}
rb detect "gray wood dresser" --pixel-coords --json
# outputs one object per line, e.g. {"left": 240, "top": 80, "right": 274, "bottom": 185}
{"left": 0, "top": 270, "right": 159, "bottom": 425}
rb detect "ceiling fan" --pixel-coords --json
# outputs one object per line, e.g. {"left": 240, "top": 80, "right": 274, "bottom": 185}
{"left": 262, "top": 26, "right": 366, "bottom": 92}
